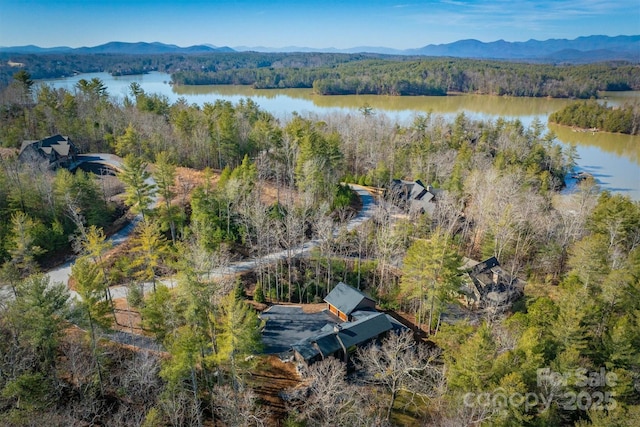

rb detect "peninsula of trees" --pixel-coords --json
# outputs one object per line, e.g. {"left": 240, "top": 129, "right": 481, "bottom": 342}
{"left": 549, "top": 100, "right": 640, "bottom": 135}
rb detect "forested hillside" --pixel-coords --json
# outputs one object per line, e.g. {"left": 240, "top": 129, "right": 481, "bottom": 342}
{"left": 0, "top": 72, "right": 638, "bottom": 426}
{"left": 0, "top": 51, "right": 393, "bottom": 87}
{"left": 173, "top": 58, "right": 640, "bottom": 98}
{"left": 1, "top": 51, "right": 639, "bottom": 98}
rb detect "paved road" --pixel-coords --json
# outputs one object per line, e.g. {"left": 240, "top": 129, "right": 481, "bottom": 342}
{"left": 0, "top": 155, "right": 133, "bottom": 302}
{"left": 46, "top": 153, "right": 157, "bottom": 300}
{"left": 105, "top": 184, "right": 377, "bottom": 299}
{"left": 41, "top": 169, "right": 377, "bottom": 302}
{"left": 0, "top": 159, "right": 378, "bottom": 348}
{"left": 345, "top": 184, "right": 376, "bottom": 232}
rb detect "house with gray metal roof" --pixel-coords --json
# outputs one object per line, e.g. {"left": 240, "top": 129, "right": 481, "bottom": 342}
{"left": 265, "top": 283, "right": 407, "bottom": 366}
{"left": 324, "top": 282, "right": 376, "bottom": 322}
{"left": 291, "top": 312, "right": 396, "bottom": 364}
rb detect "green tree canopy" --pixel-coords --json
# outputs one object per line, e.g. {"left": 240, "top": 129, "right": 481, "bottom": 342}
{"left": 399, "top": 230, "right": 462, "bottom": 333}
{"left": 119, "top": 154, "right": 157, "bottom": 220}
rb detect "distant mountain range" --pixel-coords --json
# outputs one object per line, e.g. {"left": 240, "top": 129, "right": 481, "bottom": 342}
{"left": 405, "top": 35, "right": 640, "bottom": 63}
{"left": 237, "top": 35, "right": 640, "bottom": 63}
{"left": 1, "top": 35, "right": 638, "bottom": 63}
{"left": 0, "top": 41, "right": 234, "bottom": 55}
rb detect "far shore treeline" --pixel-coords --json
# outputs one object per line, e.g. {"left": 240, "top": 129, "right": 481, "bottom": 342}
{"left": 1, "top": 51, "right": 639, "bottom": 98}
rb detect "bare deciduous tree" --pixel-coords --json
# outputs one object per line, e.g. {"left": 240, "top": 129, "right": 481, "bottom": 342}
{"left": 356, "top": 330, "right": 443, "bottom": 420}
{"left": 213, "top": 384, "right": 271, "bottom": 427}
{"left": 120, "top": 350, "right": 161, "bottom": 403}
{"left": 286, "top": 357, "right": 386, "bottom": 427}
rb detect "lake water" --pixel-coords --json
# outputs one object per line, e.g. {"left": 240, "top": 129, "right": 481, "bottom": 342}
{"left": 42, "top": 71, "right": 640, "bottom": 200}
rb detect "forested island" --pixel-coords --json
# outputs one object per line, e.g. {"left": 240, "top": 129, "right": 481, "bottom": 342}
{"left": 549, "top": 100, "right": 640, "bottom": 135}
{"left": 1, "top": 51, "right": 639, "bottom": 98}
{"left": 0, "top": 69, "right": 639, "bottom": 427}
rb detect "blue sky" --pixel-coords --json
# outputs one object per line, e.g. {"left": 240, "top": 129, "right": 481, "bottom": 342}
{"left": 0, "top": 0, "right": 637, "bottom": 49}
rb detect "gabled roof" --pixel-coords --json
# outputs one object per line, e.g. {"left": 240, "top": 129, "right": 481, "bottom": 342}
{"left": 291, "top": 329, "right": 341, "bottom": 362}
{"left": 469, "top": 256, "right": 500, "bottom": 276}
{"left": 463, "top": 256, "right": 526, "bottom": 307}
{"left": 19, "top": 134, "right": 76, "bottom": 164}
{"left": 324, "top": 282, "right": 375, "bottom": 317}
{"left": 390, "top": 179, "right": 438, "bottom": 214}
{"left": 314, "top": 333, "right": 342, "bottom": 357}
{"left": 291, "top": 339, "right": 321, "bottom": 361}
{"left": 336, "top": 312, "right": 393, "bottom": 349}
{"left": 291, "top": 312, "right": 394, "bottom": 362}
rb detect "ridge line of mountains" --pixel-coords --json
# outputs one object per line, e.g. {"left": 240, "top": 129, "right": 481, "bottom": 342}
{"left": 1, "top": 35, "right": 638, "bottom": 63}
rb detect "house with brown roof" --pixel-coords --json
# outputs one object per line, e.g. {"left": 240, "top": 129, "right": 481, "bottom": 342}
{"left": 18, "top": 134, "right": 78, "bottom": 170}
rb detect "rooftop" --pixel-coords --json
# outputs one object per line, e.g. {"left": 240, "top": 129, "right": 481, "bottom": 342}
{"left": 324, "top": 282, "right": 376, "bottom": 317}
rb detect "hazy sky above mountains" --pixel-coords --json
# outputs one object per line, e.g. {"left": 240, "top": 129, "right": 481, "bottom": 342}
{"left": 1, "top": 0, "right": 637, "bottom": 49}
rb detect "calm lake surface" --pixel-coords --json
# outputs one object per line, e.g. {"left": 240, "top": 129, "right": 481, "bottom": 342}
{"left": 42, "top": 72, "right": 640, "bottom": 200}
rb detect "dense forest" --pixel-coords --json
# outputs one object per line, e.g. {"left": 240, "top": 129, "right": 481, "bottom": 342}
{"left": 1, "top": 51, "right": 639, "bottom": 98}
{"left": 549, "top": 100, "right": 640, "bottom": 135}
{"left": 0, "top": 72, "right": 639, "bottom": 426}
{"left": 0, "top": 51, "right": 397, "bottom": 87}
{"left": 173, "top": 58, "right": 640, "bottom": 98}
